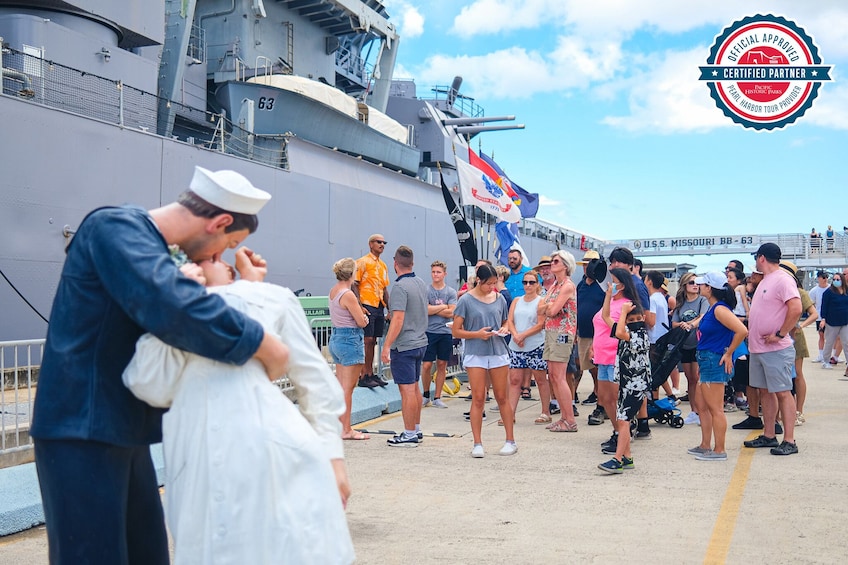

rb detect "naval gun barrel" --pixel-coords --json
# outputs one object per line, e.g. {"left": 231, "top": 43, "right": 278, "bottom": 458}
{"left": 443, "top": 115, "right": 516, "bottom": 126}
{"left": 454, "top": 124, "right": 526, "bottom": 134}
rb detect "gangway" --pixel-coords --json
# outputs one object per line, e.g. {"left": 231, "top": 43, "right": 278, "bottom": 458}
{"left": 602, "top": 232, "right": 848, "bottom": 271}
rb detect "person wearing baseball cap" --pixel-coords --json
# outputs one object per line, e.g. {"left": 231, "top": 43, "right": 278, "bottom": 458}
{"left": 688, "top": 272, "right": 748, "bottom": 461}
{"left": 30, "top": 165, "right": 285, "bottom": 563}
{"left": 745, "top": 242, "right": 802, "bottom": 456}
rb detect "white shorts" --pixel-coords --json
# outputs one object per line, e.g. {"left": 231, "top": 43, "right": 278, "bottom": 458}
{"left": 463, "top": 353, "right": 510, "bottom": 370}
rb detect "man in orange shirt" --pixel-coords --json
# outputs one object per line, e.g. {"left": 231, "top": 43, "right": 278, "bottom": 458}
{"left": 354, "top": 234, "right": 391, "bottom": 387}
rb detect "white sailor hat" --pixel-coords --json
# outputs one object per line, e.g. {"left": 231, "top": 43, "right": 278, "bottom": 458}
{"left": 189, "top": 166, "right": 271, "bottom": 215}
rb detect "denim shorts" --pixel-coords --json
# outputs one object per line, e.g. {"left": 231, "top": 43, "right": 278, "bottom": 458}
{"left": 597, "top": 364, "right": 616, "bottom": 383}
{"left": 390, "top": 346, "right": 426, "bottom": 385}
{"left": 697, "top": 349, "right": 733, "bottom": 383}
{"left": 328, "top": 327, "right": 365, "bottom": 366}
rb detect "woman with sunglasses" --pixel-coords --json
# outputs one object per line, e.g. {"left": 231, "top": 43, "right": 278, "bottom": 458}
{"left": 452, "top": 264, "right": 515, "bottom": 457}
{"left": 540, "top": 250, "right": 579, "bottom": 432}
{"left": 821, "top": 272, "right": 848, "bottom": 375}
{"left": 672, "top": 272, "right": 709, "bottom": 426}
{"left": 507, "top": 270, "right": 549, "bottom": 424}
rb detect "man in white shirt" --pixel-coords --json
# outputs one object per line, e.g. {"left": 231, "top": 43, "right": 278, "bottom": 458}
{"left": 807, "top": 270, "right": 829, "bottom": 361}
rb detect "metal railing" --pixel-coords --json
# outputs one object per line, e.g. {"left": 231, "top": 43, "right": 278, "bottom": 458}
{"left": 0, "top": 46, "right": 290, "bottom": 169}
{"left": 1, "top": 340, "right": 42, "bottom": 456}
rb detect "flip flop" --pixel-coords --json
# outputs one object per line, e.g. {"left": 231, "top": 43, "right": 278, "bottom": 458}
{"left": 342, "top": 431, "right": 371, "bottom": 440}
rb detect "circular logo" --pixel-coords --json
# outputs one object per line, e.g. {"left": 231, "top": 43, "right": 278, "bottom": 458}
{"left": 699, "top": 14, "right": 833, "bottom": 130}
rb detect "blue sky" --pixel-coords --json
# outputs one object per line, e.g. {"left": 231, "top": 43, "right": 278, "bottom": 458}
{"left": 382, "top": 0, "right": 847, "bottom": 272}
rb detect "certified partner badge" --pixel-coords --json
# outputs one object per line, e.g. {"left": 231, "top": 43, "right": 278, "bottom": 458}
{"left": 699, "top": 14, "right": 832, "bottom": 130}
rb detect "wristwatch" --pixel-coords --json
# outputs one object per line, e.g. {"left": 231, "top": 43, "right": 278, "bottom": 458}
{"left": 775, "top": 331, "right": 784, "bottom": 338}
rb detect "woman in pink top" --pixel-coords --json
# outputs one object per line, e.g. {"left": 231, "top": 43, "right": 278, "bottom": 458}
{"left": 591, "top": 268, "right": 642, "bottom": 453}
{"left": 328, "top": 258, "right": 370, "bottom": 440}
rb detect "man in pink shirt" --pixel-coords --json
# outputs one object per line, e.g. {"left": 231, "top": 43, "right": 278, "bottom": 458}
{"left": 744, "top": 243, "right": 802, "bottom": 455}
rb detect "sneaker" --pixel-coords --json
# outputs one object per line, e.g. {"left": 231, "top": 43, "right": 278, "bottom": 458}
{"left": 387, "top": 433, "right": 419, "bottom": 448}
{"left": 695, "top": 450, "right": 728, "bottom": 461}
{"left": 743, "top": 434, "right": 779, "bottom": 448}
{"left": 601, "top": 441, "right": 618, "bottom": 455}
{"left": 678, "top": 393, "right": 689, "bottom": 402}
{"left": 582, "top": 392, "right": 598, "bottom": 405}
{"left": 357, "top": 375, "right": 379, "bottom": 388}
{"left": 683, "top": 412, "right": 700, "bottom": 425}
{"left": 572, "top": 404, "right": 580, "bottom": 417}
{"left": 601, "top": 433, "right": 617, "bottom": 449}
{"left": 432, "top": 398, "right": 448, "bottom": 409}
{"left": 635, "top": 430, "right": 652, "bottom": 440}
{"left": 734, "top": 397, "right": 749, "bottom": 410}
{"left": 490, "top": 404, "right": 500, "bottom": 412}
{"left": 770, "top": 440, "right": 799, "bottom": 456}
{"left": 795, "top": 411, "right": 805, "bottom": 424}
{"left": 417, "top": 431, "right": 424, "bottom": 441}
{"left": 422, "top": 397, "right": 431, "bottom": 408}
{"left": 498, "top": 442, "right": 518, "bottom": 456}
{"left": 774, "top": 421, "right": 783, "bottom": 435}
{"left": 687, "top": 445, "right": 710, "bottom": 456}
{"left": 732, "top": 416, "right": 764, "bottom": 430}
{"left": 666, "top": 395, "right": 681, "bottom": 406}
{"left": 822, "top": 362, "right": 833, "bottom": 370}
{"left": 621, "top": 456, "right": 634, "bottom": 470}
{"left": 471, "top": 444, "right": 485, "bottom": 458}
{"left": 812, "top": 354, "right": 823, "bottom": 363}
{"left": 723, "top": 402, "right": 738, "bottom": 413}
{"left": 464, "top": 411, "right": 486, "bottom": 421}
{"left": 372, "top": 374, "right": 389, "bottom": 387}
{"left": 671, "top": 387, "right": 682, "bottom": 397}
{"left": 549, "top": 402, "right": 561, "bottom": 415}
{"left": 588, "top": 407, "right": 606, "bottom": 425}
{"left": 598, "top": 458, "right": 623, "bottom": 474}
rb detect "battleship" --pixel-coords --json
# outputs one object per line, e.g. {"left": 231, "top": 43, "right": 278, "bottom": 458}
{"left": 0, "top": 0, "right": 595, "bottom": 343}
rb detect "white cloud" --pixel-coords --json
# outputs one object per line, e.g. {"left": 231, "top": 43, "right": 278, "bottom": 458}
{"left": 802, "top": 83, "right": 848, "bottom": 130}
{"left": 384, "top": 1, "right": 425, "bottom": 39}
{"left": 601, "top": 47, "right": 730, "bottom": 133}
{"left": 411, "top": 2, "right": 848, "bottom": 131}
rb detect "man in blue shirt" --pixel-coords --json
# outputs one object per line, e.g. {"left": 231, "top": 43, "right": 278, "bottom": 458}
{"left": 505, "top": 249, "right": 532, "bottom": 298}
{"left": 31, "top": 166, "right": 289, "bottom": 564}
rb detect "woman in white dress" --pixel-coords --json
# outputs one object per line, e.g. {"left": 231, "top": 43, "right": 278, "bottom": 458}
{"left": 123, "top": 255, "right": 355, "bottom": 565}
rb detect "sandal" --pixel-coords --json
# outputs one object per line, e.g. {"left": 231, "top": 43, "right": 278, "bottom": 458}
{"left": 534, "top": 414, "right": 553, "bottom": 425}
{"left": 497, "top": 418, "right": 516, "bottom": 426}
{"left": 342, "top": 430, "right": 370, "bottom": 440}
{"left": 521, "top": 387, "right": 533, "bottom": 400}
{"left": 548, "top": 419, "right": 578, "bottom": 433}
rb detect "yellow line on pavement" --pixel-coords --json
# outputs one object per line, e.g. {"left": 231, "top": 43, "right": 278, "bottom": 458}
{"left": 703, "top": 432, "right": 759, "bottom": 564}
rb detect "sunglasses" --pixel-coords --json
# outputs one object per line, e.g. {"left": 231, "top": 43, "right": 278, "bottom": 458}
{"left": 550, "top": 259, "right": 562, "bottom": 264}
{"left": 372, "top": 240, "right": 388, "bottom": 245}
{"left": 522, "top": 280, "right": 538, "bottom": 285}
{"left": 687, "top": 281, "right": 698, "bottom": 286}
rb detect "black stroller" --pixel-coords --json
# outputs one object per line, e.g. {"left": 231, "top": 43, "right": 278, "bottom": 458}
{"left": 646, "top": 325, "right": 692, "bottom": 428}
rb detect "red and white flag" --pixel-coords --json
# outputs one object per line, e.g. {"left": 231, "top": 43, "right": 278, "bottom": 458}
{"left": 455, "top": 158, "right": 522, "bottom": 223}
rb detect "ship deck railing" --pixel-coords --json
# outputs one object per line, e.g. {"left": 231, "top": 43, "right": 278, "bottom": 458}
{"left": 0, "top": 46, "right": 291, "bottom": 171}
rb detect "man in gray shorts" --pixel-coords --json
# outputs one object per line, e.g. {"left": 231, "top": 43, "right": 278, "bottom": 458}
{"left": 381, "top": 246, "right": 429, "bottom": 447}
{"left": 744, "top": 243, "right": 802, "bottom": 455}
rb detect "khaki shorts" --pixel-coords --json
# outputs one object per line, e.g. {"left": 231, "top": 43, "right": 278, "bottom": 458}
{"left": 543, "top": 331, "right": 574, "bottom": 363}
{"left": 577, "top": 337, "right": 595, "bottom": 371}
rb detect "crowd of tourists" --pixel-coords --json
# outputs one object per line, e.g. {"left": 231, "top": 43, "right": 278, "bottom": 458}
{"left": 333, "top": 236, "right": 842, "bottom": 474}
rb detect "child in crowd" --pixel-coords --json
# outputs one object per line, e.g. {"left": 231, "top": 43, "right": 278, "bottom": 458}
{"left": 598, "top": 301, "right": 652, "bottom": 474}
